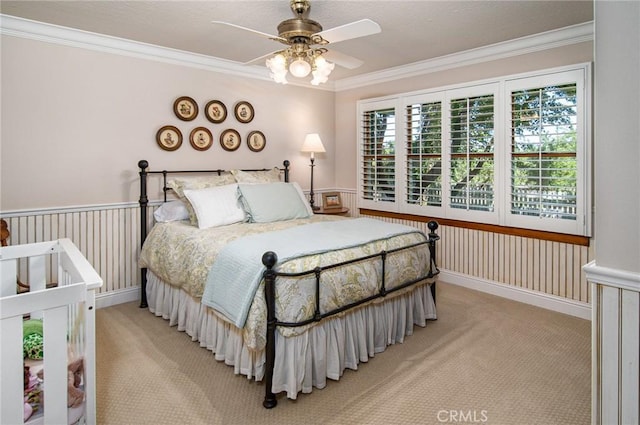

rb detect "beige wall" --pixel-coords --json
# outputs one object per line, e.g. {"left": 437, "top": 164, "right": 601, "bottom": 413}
{"left": 334, "top": 41, "right": 594, "bottom": 189}
{"left": 1, "top": 35, "right": 336, "bottom": 211}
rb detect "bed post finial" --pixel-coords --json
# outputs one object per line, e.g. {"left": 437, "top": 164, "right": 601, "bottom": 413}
{"left": 262, "top": 251, "right": 278, "bottom": 408}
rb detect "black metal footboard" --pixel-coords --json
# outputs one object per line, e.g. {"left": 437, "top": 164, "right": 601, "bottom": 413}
{"left": 261, "top": 221, "right": 440, "bottom": 408}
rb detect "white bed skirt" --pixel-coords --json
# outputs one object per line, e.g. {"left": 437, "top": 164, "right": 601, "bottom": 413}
{"left": 146, "top": 271, "right": 437, "bottom": 399}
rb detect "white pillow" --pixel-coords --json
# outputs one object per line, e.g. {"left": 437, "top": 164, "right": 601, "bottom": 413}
{"left": 291, "top": 182, "right": 314, "bottom": 217}
{"left": 153, "top": 200, "right": 189, "bottom": 222}
{"left": 238, "top": 183, "right": 313, "bottom": 223}
{"left": 167, "top": 174, "right": 236, "bottom": 226}
{"left": 183, "top": 184, "right": 246, "bottom": 229}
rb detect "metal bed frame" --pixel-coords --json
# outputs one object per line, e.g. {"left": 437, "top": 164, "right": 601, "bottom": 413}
{"left": 137, "top": 159, "right": 440, "bottom": 408}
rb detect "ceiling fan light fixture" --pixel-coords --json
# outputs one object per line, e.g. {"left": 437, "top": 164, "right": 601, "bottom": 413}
{"left": 310, "top": 55, "right": 334, "bottom": 85}
{"left": 289, "top": 57, "right": 312, "bottom": 78}
{"left": 266, "top": 54, "right": 289, "bottom": 84}
{"left": 214, "top": 0, "right": 379, "bottom": 87}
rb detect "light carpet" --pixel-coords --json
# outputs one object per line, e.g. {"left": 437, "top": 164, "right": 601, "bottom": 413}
{"left": 95, "top": 282, "right": 590, "bottom": 425}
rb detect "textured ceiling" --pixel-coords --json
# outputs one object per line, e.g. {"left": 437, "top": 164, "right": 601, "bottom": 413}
{"left": 0, "top": 0, "right": 593, "bottom": 80}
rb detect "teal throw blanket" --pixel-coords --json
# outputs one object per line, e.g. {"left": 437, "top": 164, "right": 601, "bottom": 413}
{"left": 201, "top": 218, "right": 423, "bottom": 328}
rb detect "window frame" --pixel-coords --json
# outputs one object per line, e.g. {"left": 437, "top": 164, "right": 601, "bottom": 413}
{"left": 357, "top": 63, "right": 592, "bottom": 236}
{"left": 358, "top": 98, "right": 402, "bottom": 212}
{"left": 503, "top": 69, "right": 589, "bottom": 235}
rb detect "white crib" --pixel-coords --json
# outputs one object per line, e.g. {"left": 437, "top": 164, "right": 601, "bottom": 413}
{"left": 1, "top": 239, "right": 102, "bottom": 425}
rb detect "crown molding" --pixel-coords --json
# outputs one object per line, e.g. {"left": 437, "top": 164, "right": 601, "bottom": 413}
{"left": 0, "top": 14, "right": 335, "bottom": 90}
{"left": 333, "top": 21, "right": 594, "bottom": 91}
{"left": 1, "top": 14, "right": 591, "bottom": 93}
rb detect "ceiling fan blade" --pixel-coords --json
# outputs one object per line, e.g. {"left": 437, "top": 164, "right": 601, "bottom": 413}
{"left": 242, "top": 50, "right": 283, "bottom": 66}
{"left": 316, "top": 19, "right": 381, "bottom": 44}
{"left": 211, "top": 21, "right": 286, "bottom": 43}
{"left": 322, "top": 49, "right": 364, "bottom": 70}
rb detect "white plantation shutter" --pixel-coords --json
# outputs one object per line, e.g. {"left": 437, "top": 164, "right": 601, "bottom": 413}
{"left": 505, "top": 68, "right": 587, "bottom": 235}
{"left": 405, "top": 100, "right": 443, "bottom": 208}
{"left": 357, "top": 64, "right": 590, "bottom": 236}
{"left": 509, "top": 83, "right": 578, "bottom": 219}
{"left": 360, "top": 106, "right": 396, "bottom": 206}
{"left": 448, "top": 93, "right": 495, "bottom": 213}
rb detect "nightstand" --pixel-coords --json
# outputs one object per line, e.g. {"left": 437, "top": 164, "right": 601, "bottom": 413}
{"left": 314, "top": 207, "right": 350, "bottom": 216}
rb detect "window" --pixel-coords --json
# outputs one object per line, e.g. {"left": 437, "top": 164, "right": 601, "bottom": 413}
{"left": 505, "top": 71, "right": 585, "bottom": 234}
{"left": 360, "top": 102, "right": 397, "bottom": 207}
{"left": 357, "top": 64, "right": 591, "bottom": 236}
{"left": 448, "top": 93, "right": 495, "bottom": 214}
{"left": 405, "top": 99, "right": 442, "bottom": 208}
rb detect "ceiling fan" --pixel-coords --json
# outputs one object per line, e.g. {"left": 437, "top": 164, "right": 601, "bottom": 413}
{"left": 211, "top": 0, "right": 381, "bottom": 85}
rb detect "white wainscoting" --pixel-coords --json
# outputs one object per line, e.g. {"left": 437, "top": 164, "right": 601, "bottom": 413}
{"left": 2, "top": 194, "right": 593, "bottom": 317}
{"left": 1, "top": 204, "right": 145, "bottom": 308}
{"left": 584, "top": 262, "right": 640, "bottom": 425}
{"left": 346, "top": 187, "right": 593, "bottom": 318}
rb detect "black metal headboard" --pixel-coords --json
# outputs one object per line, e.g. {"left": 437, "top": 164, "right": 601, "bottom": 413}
{"left": 137, "top": 159, "right": 290, "bottom": 308}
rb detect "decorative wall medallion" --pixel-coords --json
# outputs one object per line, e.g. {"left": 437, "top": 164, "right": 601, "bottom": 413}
{"left": 156, "top": 125, "right": 182, "bottom": 151}
{"left": 247, "top": 131, "right": 266, "bottom": 152}
{"left": 220, "top": 129, "right": 241, "bottom": 151}
{"left": 173, "top": 96, "right": 198, "bottom": 121}
{"left": 189, "top": 127, "right": 213, "bottom": 151}
{"left": 204, "top": 100, "right": 227, "bottom": 124}
{"left": 234, "top": 101, "right": 254, "bottom": 123}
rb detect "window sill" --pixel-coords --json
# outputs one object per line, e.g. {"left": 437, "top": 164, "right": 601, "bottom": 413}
{"left": 359, "top": 208, "right": 590, "bottom": 246}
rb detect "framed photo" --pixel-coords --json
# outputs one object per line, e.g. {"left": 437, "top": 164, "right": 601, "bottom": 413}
{"left": 234, "top": 101, "right": 254, "bottom": 123}
{"left": 173, "top": 96, "right": 198, "bottom": 121}
{"left": 156, "top": 125, "right": 183, "bottom": 151}
{"left": 204, "top": 100, "right": 227, "bottom": 124}
{"left": 322, "top": 192, "right": 343, "bottom": 209}
{"left": 220, "top": 129, "right": 241, "bottom": 151}
{"left": 247, "top": 131, "right": 266, "bottom": 152}
{"left": 189, "top": 127, "right": 213, "bottom": 151}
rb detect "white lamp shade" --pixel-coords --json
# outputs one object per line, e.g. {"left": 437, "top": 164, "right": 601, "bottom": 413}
{"left": 301, "top": 133, "right": 326, "bottom": 154}
{"left": 289, "top": 58, "right": 311, "bottom": 78}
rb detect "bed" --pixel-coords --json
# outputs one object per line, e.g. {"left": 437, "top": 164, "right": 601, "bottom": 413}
{"left": 137, "top": 159, "right": 440, "bottom": 408}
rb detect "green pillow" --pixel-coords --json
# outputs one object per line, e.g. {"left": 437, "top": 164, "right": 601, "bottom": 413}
{"left": 238, "top": 183, "right": 312, "bottom": 223}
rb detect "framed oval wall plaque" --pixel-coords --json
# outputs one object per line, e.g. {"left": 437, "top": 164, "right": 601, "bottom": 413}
{"left": 234, "top": 101, "right": 254, "bottom": 123}
{"left": 173, "top": 96, "right": 198, "bottom": 121}
{"left": 220, "top": 129, "right": 241, "bottom": 151}
{"left": 204, "top": 100, "right": 227, "bottom": 124}
{"left": 156, "top": 125, "right": 182, "bottom": 151}
{"left": 189, "top": 127, "right": 213, "bottom": 151}
{"left": 247, "top": 131, "right": 266, "bottom": 152}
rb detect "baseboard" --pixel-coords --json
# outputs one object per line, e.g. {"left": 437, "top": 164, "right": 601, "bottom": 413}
{"left": 96, "top": 286, "right": 140, "bottom": 309}
{"left": 94, "top": 274, "right": 592, "bottom": 320}
{"left": 438, "top": 270, "right": 591, "bottom": 320}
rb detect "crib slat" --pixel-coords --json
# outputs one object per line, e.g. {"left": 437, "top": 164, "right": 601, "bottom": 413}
{"left": 1, "top": 258, "right": 18, "bottom": 297}
{"left": 43, "top": 305, "right": 69, "bottom": 424}
{"left": 0, "top": 315, "right": 23, "bottom": 425}
{"left": 29, "top": 255, "right": 47, "bottom": 291}
{"left": 29, "top": 255, "right": 48, "bottom": 321}
{"left": 84, "top": 289, "right": 98, "bottom": 425}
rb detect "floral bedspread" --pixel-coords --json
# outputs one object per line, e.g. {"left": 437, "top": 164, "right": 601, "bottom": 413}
{"left": 139, "top": 216, "right": 432, "bottom": 350}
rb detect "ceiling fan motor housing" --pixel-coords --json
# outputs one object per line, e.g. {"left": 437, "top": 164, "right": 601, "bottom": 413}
{"left": 277, "top": 18, "right": 323, "bottom": 44}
